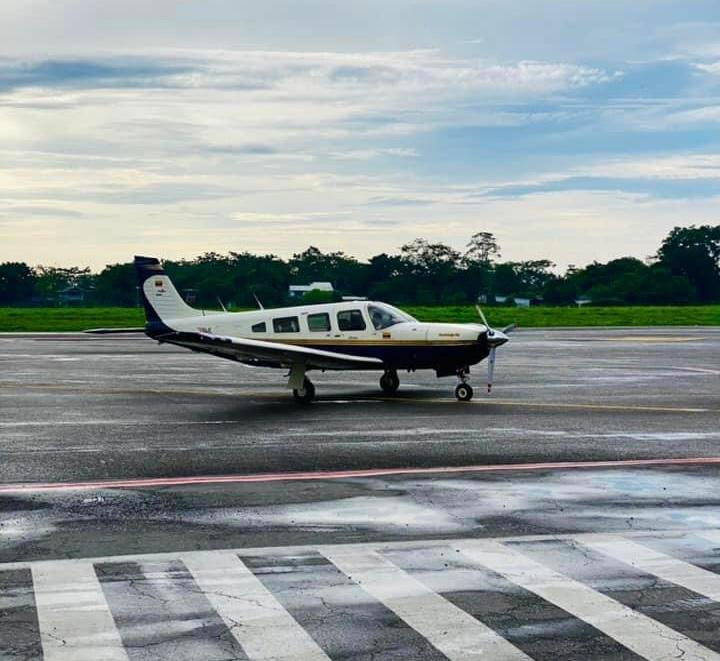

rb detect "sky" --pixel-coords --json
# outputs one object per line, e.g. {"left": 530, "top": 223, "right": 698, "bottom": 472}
{"left": 1, "top": 1, "right": 720, "bottom": 271}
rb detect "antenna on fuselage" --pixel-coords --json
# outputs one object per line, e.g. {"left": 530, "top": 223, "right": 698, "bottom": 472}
{"left": 216, "top": 297, "right": 228, "bottom": 312}
{"left": 253, "top": 293, "right": 264, "bottom": 310}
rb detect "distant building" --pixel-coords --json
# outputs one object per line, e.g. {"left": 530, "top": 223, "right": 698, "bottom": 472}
{"left": 288, "top": 282, "right": 334, "bottom": 298}
{"left": 494, "top": 295, "right": 532, "bottom": 308}
{"left": 57, "top": 286, "right": 90, "bottom": 306}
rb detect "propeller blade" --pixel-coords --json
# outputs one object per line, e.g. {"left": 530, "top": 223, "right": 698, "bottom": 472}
{"left": 474, "top": 303, "right": 490, "bottom": 329}
{"left": 501, "top": 323, "right": 517, "bottom": 334}
{"left": 487, "top": 346, "right": 497, "bottom": 392}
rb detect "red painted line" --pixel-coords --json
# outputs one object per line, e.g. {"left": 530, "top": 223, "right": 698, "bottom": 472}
{"left": 2, "top": 457, "right": 720, "bottom": 494}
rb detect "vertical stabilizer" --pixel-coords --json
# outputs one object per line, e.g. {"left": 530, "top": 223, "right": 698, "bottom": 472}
{"left": 134, "top": 256, "right": 197, "bottom": 331}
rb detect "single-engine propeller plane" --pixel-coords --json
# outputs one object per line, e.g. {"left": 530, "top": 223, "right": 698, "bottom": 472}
{"left": 89, "top": 256, "right": 512, "bottom": 403}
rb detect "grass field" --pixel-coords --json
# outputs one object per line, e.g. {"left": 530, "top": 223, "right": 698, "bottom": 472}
{"left": 1, "top": 305, "right": 719, "bottom": 332}
{"left": 405, "top": 305, "right": 720, "bottom": 327}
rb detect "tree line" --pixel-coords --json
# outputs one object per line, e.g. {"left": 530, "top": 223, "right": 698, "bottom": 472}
{"left": 1, "top": 225, "right": 719, "bottom": 308}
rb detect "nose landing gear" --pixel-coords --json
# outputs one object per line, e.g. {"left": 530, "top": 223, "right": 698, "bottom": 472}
{"left": 454, "top": 369, "right": 474, "bottom": 401}
{"left": 380, "top": 369, "right": 400, "bottom": 394}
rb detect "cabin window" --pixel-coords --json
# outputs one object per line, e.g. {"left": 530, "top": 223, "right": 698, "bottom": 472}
{"left": 273, "top": 316, "right": 300, "bottom": 333}
{"left": 251, "top": 322, "right": 266, "bottom": 333}
{"left": 337, "top": 309, "right": 365, "bottom": 332}
{"left": 307, "top": 313, "right": 331, "bottom": 332}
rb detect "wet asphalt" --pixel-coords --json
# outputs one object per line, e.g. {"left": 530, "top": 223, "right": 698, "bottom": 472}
{"left": 0, "top": 327, "right": 718, "bottom": 562}
{"left": 2, "top": 328, "right": 720, "bottom": 661}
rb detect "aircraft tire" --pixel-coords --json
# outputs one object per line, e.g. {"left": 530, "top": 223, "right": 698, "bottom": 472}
{"left": 293, "top": 378, "right": 315, "bottom": 404}
{"left": 455, "top": 383, "right": 473, "bottom": 401}
{"left": 380, "top": 370, "right": 400, "bottom": 394}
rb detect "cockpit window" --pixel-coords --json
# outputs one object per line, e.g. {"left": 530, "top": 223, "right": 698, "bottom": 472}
{"left": 368, "top": 303, "right": 414, "bottom": 330}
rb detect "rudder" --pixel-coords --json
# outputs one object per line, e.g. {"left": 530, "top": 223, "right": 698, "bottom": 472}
{"left": 134, "top": 256, "right": 198, "bottom": 332}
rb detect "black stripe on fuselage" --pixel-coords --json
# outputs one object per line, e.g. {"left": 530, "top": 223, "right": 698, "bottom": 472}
{"left": 299, "top": 341, "right": 489, "bottom": 370}
{"left": 155, "top": 334, "right": 489, "bottom": 371}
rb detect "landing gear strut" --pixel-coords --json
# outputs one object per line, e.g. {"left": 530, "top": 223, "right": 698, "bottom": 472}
{"left": 289, "top": 363, "right": 315, "bottom": 403}
{"left": 293, "top": 377, "right": 315, "bottom": 404}
{"left": 380, "top": 369, "right": 400, "bottom": 394}
{"left": 454, "top": 369, "right": 473, "bottom": 401}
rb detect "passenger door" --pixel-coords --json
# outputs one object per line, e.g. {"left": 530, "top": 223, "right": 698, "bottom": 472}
{"left": 335, "top": 308, "right": 368, "bottom": 342}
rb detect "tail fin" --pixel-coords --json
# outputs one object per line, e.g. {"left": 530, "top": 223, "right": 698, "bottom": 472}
{"left": 134, "top": 256, "right": 198, "bottom": 332}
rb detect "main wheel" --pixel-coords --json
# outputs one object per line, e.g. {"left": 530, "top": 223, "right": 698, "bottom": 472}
{"left": 379, "top": 370, "right": 400, "bottom": 394}
{"left": 293, "top": 377, "right": 316, "bottom": 404}
{"left": 455, "top": 383, "right": 473, "bottom": 401}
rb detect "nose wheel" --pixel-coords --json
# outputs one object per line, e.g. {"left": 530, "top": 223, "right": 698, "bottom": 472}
{"left": 380, "top": 370, "right": 400, "bottom": 394}
{"left": 455, "top": 369, "right": 473, "bottom": 401}
{"left": 455, "top": 382, "right": 474, "bottom": 401}
{"left": 293, "top": 377, "right": 315, "bottom": 404}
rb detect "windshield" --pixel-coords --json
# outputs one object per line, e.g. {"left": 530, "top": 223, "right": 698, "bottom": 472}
{"left": 368, "top": 303, "right": 415, "bottom": 330}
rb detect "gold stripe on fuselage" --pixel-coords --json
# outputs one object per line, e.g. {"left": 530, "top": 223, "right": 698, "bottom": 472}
{"left": 252, "top": 338, "right": 478, "bottom": 347}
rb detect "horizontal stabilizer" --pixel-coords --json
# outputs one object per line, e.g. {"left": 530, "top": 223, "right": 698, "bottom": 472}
{"left": 84, "top": 327, "right": 146, "bottom": 334}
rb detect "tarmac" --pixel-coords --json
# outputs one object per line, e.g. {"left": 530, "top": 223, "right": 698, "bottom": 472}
{"left": 1, "top": 327, "right": 719, "bottom": 660}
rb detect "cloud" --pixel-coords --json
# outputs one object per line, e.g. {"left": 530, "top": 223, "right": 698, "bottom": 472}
{"left": 0, "top": 58, "right": 193, "bottom": 92}
{"left": 203, "top": 143, "right": 279, "bottom": 155}
{"left": 367, "top": 196, "right": 433, "bottom": 206}
{"left": 0, "top": 28, "right": 717, "bottom": 271}
{"left": 472, "top": 154, "right": 720, "bottom": 200}
{"left": 582, "top": 154, "right": 720, "bottom": 180}
{"left": 0, "top": 51, "right": 615, "bottom": 99}
{"left": 0, "top": 204, "right": 83, "bottom": 218}
{"left": 329, "top": 147, "right": 418, "bottom": 160}
{"left": 694, "top": 61, "right": 720, "bottom": 75}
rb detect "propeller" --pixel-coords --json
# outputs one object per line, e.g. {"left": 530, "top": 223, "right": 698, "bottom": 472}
{"left": 486, "top": 345, "right": 497, "bottom": 393}
{"left": 474, "top": 304, "right": 513, "bottom": 392}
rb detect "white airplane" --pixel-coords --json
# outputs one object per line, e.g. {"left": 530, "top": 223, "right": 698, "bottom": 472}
{"left": 104, "top": 256, "right": 511, "bottom": 403}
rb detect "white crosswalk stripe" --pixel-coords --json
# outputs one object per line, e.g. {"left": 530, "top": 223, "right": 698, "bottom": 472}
{"left": 31, "top": 561, "right": 129, "bottom": 661}
{"left": 2, "top": 530, "right": 720, "bottom": 661}
{"left": 181, "top": 550, "right": 332, "bottom": 661}
{"left": 322, "top": 547, "right": 532, "bottom": 661}
{"left": 580, "top": 535, "right": 720, "bottom": 601}
{"left": 455, "top": 539, "right": 720, "bottom": 661}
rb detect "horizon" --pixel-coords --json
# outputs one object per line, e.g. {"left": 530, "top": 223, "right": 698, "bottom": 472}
{"left": 2, "top": 1, "right": 720, "bottom": 270}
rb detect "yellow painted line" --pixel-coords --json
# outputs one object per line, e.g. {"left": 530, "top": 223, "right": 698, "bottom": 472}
{"left": 0, "top": 383, "right": 281, "bottom": 398}
{"left": 0, "top": 383, "right": 713, "bottom": 413}
{"left": 377, "top": 397, "right": 712, "bottom": 413}
{"left": 565, "top": 336, "right": 706, "bottom": 343}
{"left": 617, "top": 336, "right": 705, "bottom": 342}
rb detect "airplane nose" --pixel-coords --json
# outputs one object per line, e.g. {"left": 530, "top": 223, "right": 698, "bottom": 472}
{"left": 486, "top": 329, "right": 509, "bottom": 347}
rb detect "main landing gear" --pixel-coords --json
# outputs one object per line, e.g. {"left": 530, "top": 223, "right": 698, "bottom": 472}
{"left": 289, "top": 363, "right": 315, "bottom": 404}
{"left": 292, "top": 377, "right": 315, "bottom": 404}
{"left": 454, "top": 369, "right": 474, "bottom": 401}
{"left": 380, "top": 369, "right": 400, "bottom": 395}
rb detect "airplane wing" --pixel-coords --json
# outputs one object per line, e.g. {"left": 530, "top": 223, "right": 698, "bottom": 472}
{"left": 156, "top": 330, "right": 384, "bottom": 370}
